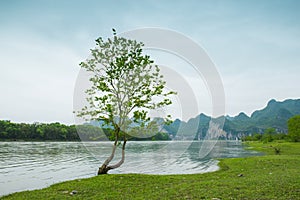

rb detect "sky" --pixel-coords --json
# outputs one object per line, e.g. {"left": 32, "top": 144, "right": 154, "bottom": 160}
{"left": 0, "top": 0, "right": 300, "bottom": 124}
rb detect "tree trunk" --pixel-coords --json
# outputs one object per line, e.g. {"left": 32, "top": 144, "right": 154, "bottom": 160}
{"left": 97, "top": 141, "right": 126, "bottom": 175}
{"left": 97, "top": 144, "right": 117, "bottom": 174}
{"left": 106, "top": 140, "right": 126, "bottom": 169}
{"left": 97, "top": 128, "right": 127, "bottom": 175}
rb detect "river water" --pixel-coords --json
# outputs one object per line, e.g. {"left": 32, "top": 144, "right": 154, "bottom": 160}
{"left": 0, "top": 141, "right": 261, "bottom": 196}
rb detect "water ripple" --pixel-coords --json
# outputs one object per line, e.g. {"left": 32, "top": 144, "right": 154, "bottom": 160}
{"left": 0, "top": 141, "right": 261, "bottom": 196}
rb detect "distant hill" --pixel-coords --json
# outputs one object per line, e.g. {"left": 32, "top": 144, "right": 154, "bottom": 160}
{"left": 4, "top": 99, "right": 298, "bottom": 141}
{"left": 164, "top": 99, "right": 300, "bottom": 139}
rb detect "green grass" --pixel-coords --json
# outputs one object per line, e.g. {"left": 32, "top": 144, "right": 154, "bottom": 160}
{"left": 2, "top": 142, "right": 300, "bottom": 200}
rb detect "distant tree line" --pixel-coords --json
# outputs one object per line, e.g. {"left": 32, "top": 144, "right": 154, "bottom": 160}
{"left": 242, "top": 115, "right": 300, "bottom": 142}
{"left": 0, "top": 120, "right": 79, "bottom": 141}
{"left": 241, "top": 128, "right": 287, "bottom": 142}
{"left": 3, "top": 115, "right": 298, "bottom": 142}
{"left": 0, "top": 120, "right": 170, "bottom": 141}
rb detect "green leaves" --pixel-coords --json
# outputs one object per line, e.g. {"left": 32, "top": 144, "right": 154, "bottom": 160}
{"left": 76, "top": 31, "right": 176, "bottom": 136}
{"left": 288, "top": 115, "right": 300, "bottom": 142}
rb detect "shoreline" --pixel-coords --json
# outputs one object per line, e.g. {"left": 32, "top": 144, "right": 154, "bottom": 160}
{"left": 1, "top": 141, "right": 299, "bottom": 199}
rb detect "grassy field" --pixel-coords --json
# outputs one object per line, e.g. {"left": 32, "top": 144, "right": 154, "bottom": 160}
{"left": 2, "top": 141, "right": 300, "bottom": 200}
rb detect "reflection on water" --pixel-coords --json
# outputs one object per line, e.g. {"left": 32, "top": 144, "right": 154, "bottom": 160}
{"left": 0, "top": 141, "right": 261, "bottom": 196}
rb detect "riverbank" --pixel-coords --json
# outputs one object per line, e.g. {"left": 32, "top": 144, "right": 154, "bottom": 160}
{"left": 1, "top": 141, "right": 299, "bottom": 199}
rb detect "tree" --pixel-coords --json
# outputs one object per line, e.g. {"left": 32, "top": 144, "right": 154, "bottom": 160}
{"left": 261, "top": 128, "right": 276, "bottom": 142}
{"left": 253, "top": 133, "right": 262, "bottom": 141}
{"left": 264, "top": 128, "right": 277, "bottom": 135}
{"left": 76, "top": 29, "right": 176, "bottom": 174}
{"left": 287, "top": 115, "right": 300, "bottom": 142}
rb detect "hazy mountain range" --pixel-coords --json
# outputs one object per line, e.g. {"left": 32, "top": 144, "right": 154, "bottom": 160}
{"left": 164, "top": 99, "right": 300, "bottom": 139}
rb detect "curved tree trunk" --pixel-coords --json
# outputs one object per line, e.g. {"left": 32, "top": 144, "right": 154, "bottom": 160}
{"left": 97, "top": 143, "right": 118, "bottom": 174}
{"left": 106, "top": 140, "right": 126, "bottom": 169}
{"left": 97, "top": 128, "right": 127, "bottom": 175}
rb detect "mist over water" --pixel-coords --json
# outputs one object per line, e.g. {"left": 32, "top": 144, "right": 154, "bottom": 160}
{"left": 0, "top": 141, "right": 261, "bottom": 196}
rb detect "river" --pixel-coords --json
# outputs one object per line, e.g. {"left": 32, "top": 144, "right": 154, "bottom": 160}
{"left": 0, "top": 141, "right": 261, "bottom": 196}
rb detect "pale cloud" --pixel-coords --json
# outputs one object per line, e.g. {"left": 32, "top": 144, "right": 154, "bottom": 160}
{"left": 0, "top": 32, "right": 82, "bottom": 124}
